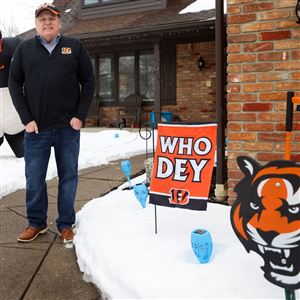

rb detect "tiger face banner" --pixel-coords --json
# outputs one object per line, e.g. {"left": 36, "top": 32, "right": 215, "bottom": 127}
{"left": 231, "top": 156, "right": 300, "bottom": 290}
{"left": 149, "top": 123, "right": 217, "bottom": 211}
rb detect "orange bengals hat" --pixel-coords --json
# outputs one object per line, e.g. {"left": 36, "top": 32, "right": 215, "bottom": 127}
{"left": 35, "top": 3, "right": 60, "bottom": 17}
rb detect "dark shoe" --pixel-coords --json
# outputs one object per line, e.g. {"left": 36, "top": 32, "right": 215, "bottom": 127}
{"left": 17, "top": 226, "right": 48, "bottom": 242}
{"left": 58, "top": 227, "right": 74, "bottom": 244}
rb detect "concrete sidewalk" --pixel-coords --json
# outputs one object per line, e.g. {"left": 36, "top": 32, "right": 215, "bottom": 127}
{"left": 0, "top": 154, "right": 146, "bottom": 300}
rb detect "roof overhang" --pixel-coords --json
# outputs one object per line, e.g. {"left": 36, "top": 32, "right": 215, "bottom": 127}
{"left": 69, "top": 19, "right": 217, "bottom": 48}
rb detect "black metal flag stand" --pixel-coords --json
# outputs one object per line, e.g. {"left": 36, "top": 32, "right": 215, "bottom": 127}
{"left": 139, "top": 121, "right": 158, "bottom": 234}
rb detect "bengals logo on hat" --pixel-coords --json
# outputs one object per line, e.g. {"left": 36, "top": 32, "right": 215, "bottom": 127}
{"left": 61, "top": 47, "right": 72, "bottom": 54}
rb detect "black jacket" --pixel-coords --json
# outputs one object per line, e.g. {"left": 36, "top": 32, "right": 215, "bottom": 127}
{"left": 9, "top": 36, "right": 95, "bottom": 130}
{"left": 0, "top": 37, "right": 22, "bottom": 88}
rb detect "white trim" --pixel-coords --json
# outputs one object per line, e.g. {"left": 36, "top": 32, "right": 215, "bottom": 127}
{"left": 158, "top": 123, "right": 217, "bottom": 128}
{"left": 150, "top": 191, "right": 207, "bottom": 200}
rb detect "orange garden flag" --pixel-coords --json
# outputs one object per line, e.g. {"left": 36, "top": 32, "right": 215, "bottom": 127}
{"left": 149, "top": 123, "right": 217, "bottom": 211}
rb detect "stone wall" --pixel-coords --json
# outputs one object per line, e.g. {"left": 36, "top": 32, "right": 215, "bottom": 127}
{"left": 226, "top": 0, "right": 300, "bottom": 204}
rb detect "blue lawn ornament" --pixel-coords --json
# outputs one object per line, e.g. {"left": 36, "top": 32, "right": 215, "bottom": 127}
{"left": 121, "top": 159, "right": 131, "bottom": 188}
{"left": 191, "top": 229, "right": 213, "bottom": 264}
{"left": 133, "top": 183, "right": 148, "bottom": 208}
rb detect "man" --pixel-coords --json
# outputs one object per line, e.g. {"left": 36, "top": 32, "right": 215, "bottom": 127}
{"left": 0, "top": 30, "right": 25, "bottom": 158}
{"left": 9, "top": 3, "right": 95, "bottom": 243}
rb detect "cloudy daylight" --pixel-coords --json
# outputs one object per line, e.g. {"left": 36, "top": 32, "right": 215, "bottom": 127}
{"left": 0, "top": 1, "right": 44, "bottom": 36}
{"left": 1, "top": 0, "right": 299, "bottom": 299}
{"left": 0, "top": 131, "right": 286, "bottom": 299}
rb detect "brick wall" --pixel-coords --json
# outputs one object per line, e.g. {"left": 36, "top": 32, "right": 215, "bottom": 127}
{"left": 227, "top": 0, "right": 300, "bottom": 204}
{"left": 176, "top": 42, "right": 216, "bottom": 122}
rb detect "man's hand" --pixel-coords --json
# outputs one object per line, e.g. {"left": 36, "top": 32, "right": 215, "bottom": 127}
{"left": 70, "top": 117, "right": 82, "bottom": 130}
{"left": 25, "top": 121, "right": 39, "bottom": 134}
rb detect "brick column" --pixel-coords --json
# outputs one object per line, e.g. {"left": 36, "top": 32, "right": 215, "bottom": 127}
{"left": 226, "top": 0, "right": 300, "bottom": 204}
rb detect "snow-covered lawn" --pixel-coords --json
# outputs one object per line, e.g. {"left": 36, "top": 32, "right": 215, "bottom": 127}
{"left": 1, "top": 129, "right": 284, "bottom": 299}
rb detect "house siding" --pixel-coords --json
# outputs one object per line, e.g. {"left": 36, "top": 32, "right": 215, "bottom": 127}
{"left": 80, "top": 0, "right": 167, "bottom": 19}
{"left": 226, "top": 0, "right": 300, "bottom": 205}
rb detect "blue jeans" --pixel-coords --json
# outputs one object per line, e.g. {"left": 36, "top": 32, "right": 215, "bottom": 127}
{"left": 24, "top": 128, "right": 80, "bottom": 231}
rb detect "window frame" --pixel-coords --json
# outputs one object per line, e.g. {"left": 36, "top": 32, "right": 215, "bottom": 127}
{"left": 118, "top": 51, "right": 136, "bottom": 103}
{"left": 82, "top": 0, "right": 134, "bottom": 7}
{"left": 91, "top": 42, "right": 176, "bottom": 107}
{"left": 94, "top": 49, "right": 156, "bottom": 107}
{"left": 98, "top": 53, "right": 115, "bottom": 104}
{"left": 139, "top": 49, "right": 155, "bottom": 102}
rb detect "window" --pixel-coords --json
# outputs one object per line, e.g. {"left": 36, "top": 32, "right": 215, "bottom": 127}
{"left": 119, "top": 54, "right": 134, "bottom": 102}
{"left": 83, "top": 0, "right": 132, "bottom": 6}
{"left": 139, "top": 51, "right": 154, "bottom": 101}
{"left": 99, "top": 55, "right": 114, "bottom": 103}
{"left": 83, "top": 0, "right": 98, "bottom": 5}
{"left": 93, "top": 46, "right": 176, "bottom": 106}
{"left": 95, "top": 49, "right": 155, "bottom": 106}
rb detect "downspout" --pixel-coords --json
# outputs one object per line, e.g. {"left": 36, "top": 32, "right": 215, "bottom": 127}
{"left": 214, "top": 0, "right": 227, "bottom": 202}
{"left": 154, "top": 41, "right": 161, "bottom": 121}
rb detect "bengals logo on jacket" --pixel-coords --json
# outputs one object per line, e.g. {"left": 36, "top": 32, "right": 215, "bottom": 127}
{"left": 230, "top": 156, "right": 300, "bottom": 290}
{"left": 61, "top": 47, "right": 72, "bottom": 54}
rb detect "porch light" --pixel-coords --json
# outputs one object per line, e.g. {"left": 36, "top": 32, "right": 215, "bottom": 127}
{"left": 296, "top": 0, "right": 300, "bottom": 24}
{"left": 197, "top": 56, "right": 205, "bottom": 70}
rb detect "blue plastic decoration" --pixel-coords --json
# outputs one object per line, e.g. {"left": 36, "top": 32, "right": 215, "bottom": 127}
{"left": 191, "top": 229, "right": 213, "bottom": 264}
{"left": 149, "top": 112, "right": 157, "bottom": 127}
{"left": 121, "top": 159, "right": 131, "bottom": 188}
{"left": 133, "top": 183, "right": 148, "bottom": 208}
{"left": 161, "top": 111, "right": 173, "bottom": 122}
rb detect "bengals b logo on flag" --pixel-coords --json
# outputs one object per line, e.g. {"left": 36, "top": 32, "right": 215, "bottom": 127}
{"left": 169, "top": 188, "right": 190, "bottom": 205}
{"left": 149, "top": 123, "right": 217, "bottom": 211}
